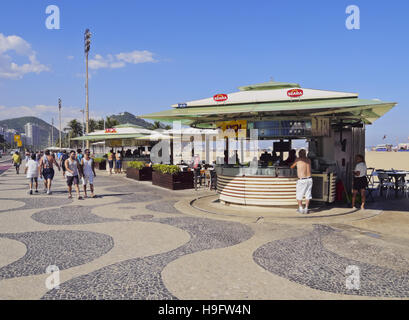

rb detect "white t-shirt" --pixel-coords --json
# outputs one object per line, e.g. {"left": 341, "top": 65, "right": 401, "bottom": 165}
{"left": 355, "top": 162, "right": 367, "bottom": 178}
{"left": 26, "top": 159, "right": 39, "bottom": 178}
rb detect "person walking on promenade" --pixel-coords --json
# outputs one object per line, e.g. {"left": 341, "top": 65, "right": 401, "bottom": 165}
{"left": 65, "top": 150, "right": 82, "bottom": 199}
{"left": 12, "top": 151, "right": 22, "bottom": 174}
{"left": 351, "top": 154, "right": 368, "bottom": 210}
{"left": 24, "top": 151, "right": 30, "bottom": 163}
{"left": 115, "top": 150, "right": 122, "bottom": 174}
{"left": 81, "top": 149, "right": 96, "bottom": 198}
{"left": 60, "top": 150, "right": 69, "bottom": 177}
{"left": 25, "top": 153, "right": 39, "bottom": 194}
{"left": 77, "top": 149, "right": 83, "bottom": 163}
{"left": 107, "top": 149, "right": 114, "bottom": 175}
{"left": 39, "top": 149, "right": 61, "bottom": 195}
{"left": 290, "top": 149, "right": 313, "bottom": 214}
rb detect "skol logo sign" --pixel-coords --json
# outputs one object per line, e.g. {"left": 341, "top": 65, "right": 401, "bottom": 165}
{"left": 213, "top": 94, "right": 228, "bottom": 102}
{"left": 105, "top": 128, "right": 117, "bottom": 133}
{"left": 287, "top": 89, "right": 304, "bottom": 98}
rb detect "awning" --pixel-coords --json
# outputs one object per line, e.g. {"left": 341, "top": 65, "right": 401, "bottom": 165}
{"left": 140, "top": 98, "right": 396, "bottom": 126}
{"left": 72, "top": 133, "right": 148, "bottom": 141}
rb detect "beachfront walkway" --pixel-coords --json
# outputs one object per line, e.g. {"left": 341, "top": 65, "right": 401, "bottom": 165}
{"left": 0, "top": 161, "right": 408, "bottom": 300}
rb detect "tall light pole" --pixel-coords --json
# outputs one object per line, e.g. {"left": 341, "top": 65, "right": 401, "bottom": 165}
{"left": 51, "top": 118, "right": 54, "bottom": 147}
{"left": 80, "top": 108, "right": 85, "bottom": 150}
{"left": 58, "top": 98, "right": 62, "bottom": 149}
{"left": 84, "top": 28, "right": 91, "bottom": 149}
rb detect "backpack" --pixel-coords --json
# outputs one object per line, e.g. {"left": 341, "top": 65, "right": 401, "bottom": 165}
{"left": 61, "top": 154, "right": 69, "bottom": 169}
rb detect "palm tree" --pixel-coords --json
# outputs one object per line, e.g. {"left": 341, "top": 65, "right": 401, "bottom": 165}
{"left": 64, "top": 119, "right": 83, "bottom": 148}
{"left": 105, "top": 116, "right": 119, "bottom": 129}
{"left": 64, "top": 119, "right": 83, "bottom": 137}
{"left": 151, "top": 121, "right": 162, "bottom": 130}
{"left": 88, "top": 119, "right": 99, "bottom": 133}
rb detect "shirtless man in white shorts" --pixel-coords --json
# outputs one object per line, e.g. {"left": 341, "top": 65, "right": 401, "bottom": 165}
{"left": 290, "top": 149, "right": 313, "bottom": 214}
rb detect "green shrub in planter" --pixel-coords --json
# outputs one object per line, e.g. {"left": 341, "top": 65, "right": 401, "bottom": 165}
{"left": 128, "top": 161, "right": 145, "bottom": 170}
{"left": 152, "top": 164, "right": 181, "bottom": 175}
{"left": 93, "top": 157, "right": 105, "bottom": 163}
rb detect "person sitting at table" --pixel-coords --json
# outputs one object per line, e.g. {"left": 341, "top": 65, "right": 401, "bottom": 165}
{"left": 351, "top": 154, "right": 368, "bottom": 210}
{"left": 260, "top": 151, "right": 271, "bottom": 166}
{"left": 284, "top": 149, "right": 297, "bottom": 165}
{"left": 271, "top": 151, "right": 279, "bottom": 162}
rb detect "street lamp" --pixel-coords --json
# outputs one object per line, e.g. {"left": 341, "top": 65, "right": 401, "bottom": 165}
{"left": 84, "top": 28, "right": 91, "bottom": 149}
{"left": 80, "top": 108, "right": 85, "bottom": 150}
{"left": 58, "top": 98, "right": 62, "bottom": 149}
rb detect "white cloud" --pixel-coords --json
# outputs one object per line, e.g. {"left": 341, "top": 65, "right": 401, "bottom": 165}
{"left": 67, "top": 55, "right": 74, "bottom": 60}
{"left": 89, "top": 50, "right": 156, "bottom": 70}
{"left": 0, "top": 33, "right": 49, "bottom": 79}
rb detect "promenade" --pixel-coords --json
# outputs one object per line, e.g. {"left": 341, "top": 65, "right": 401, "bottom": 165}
{"left": 0, "top": 160, "right": 408, "bottom": 300}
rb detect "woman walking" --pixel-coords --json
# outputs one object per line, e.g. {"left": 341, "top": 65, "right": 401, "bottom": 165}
{"left": 351, "top": 154, "right": 368, "bottom": 210}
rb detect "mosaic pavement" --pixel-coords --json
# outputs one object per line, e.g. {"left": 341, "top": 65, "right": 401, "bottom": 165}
{"left": 0, "top": 162, "right": 408, "bottom": 299}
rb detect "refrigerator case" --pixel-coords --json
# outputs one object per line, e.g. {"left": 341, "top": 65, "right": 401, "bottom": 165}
{"left": 311, "top": 173, "right": 336, "bottom": 203}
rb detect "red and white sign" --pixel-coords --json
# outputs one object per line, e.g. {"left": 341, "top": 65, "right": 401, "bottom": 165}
{"left": 105, "top": 128, "right": 117, "bottom": 133}
{"left": 213, "top": 94, "right": 228, "bottom": 102}
{"left": 287, "top": 89, "right": 304, "bottom": 98}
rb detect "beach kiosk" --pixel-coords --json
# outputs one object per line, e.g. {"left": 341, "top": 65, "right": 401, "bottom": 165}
{"left": 140, "top": 81, "right": 396, "bottom": 206}
{"left": 72, "top": 123, "right": 156, "bottom": 152}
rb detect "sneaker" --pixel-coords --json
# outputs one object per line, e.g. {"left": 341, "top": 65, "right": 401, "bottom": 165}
{"left": 47, "top": 190, "right": 52, "bottom": 195}
{"left": 303, "top": 208, "right": 309, "bottom": 214}
{"left": 297, "top": 208, "right": 304, "bottom": 214}
{"left": 28, "top": 190, "right": 33, "bottom": 195}
{"left": 35, "top": 190, "right": 38, "bottom": 193}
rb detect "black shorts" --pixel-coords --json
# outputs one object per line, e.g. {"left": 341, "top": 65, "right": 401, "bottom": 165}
{"left": 42, "top": 168, "right": 55, "bottom": 180}
{"left": 353, "top": 176, "right": 368, "bottom": 190}
{"left": 108, "top": 160, "right": 114, "bottom": 169}
{"left": 66, "top": 175, "right": 79, "bottom": 186}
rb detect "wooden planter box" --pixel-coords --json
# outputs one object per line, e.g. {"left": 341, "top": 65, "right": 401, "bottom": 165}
{"left": 126, "top": 167, "right": 153, "bottom": 181}
{"left": 95, "top": 160, "right": 106, "bottom": 170}
{"left": 152, "top": 171, "right": 194, "bottom": 190}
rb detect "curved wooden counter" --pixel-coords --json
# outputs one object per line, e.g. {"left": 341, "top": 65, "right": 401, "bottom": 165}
{"left": 217, "top": 174, "right": 298, "bottom": 206}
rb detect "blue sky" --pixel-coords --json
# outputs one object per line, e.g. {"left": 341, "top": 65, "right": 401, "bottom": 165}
{"left": 0, "top": 0, "right": 408, "bottom": 146}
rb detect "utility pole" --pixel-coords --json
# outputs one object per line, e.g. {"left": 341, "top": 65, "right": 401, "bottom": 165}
{"left": 59, "top": 98, "right": 62, "bottom": 149}
{"left": 80, "top": 109, "right": 85, "bottom": 150}
{"left": 84, "top": 29, "right": 91, "bottom": 149}
{"left": 103, "top": 116, "right": 106, "bottom": 153}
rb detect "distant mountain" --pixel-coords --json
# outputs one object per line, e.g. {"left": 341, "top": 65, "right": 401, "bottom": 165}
{"left": 0, "top": 116, "right": 61, "bottom": 148}
{"left": 109, "top": 112, "right": 166, "bottom": 129}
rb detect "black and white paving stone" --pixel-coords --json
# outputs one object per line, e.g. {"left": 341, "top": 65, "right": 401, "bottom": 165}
{"left": 112, "top": 193, "right": 162, "bottom": 203}
{"left": 42, "top": 216, "right": 254, "bottom": 299}
{"left": 31, "top": 205, "right": 121, "bottom": 225}
{"left": 0, "top": 230, "right": 114, "bottom": 280}
{"left": 253, "top": 224, "right": 409, "bottom": 298}
{"left": 146, "top": 200, "right": 182, "bottom": 214}
{"left": 0, "top": 197, "right": 73, "bottom": 213}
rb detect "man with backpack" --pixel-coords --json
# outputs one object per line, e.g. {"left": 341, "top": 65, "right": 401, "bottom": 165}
{"left": 60, "top": 150, "right": 69, "bottom": 177}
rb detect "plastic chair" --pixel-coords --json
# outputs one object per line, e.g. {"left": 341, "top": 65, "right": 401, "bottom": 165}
{"left": 376, "top": 171, "right": 395, "bottom": 198}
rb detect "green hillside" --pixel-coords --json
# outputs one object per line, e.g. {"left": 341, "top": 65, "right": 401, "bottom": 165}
{"left": 109, "top": 112, "right": 165, "bottom": 129}
{"left": 0, "top": 116, "right": 61, "bottom": 148}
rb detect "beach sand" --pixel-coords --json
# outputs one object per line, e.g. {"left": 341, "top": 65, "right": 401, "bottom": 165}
{"left": 366, "top": 151, "right": 409, "bottom": 171}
